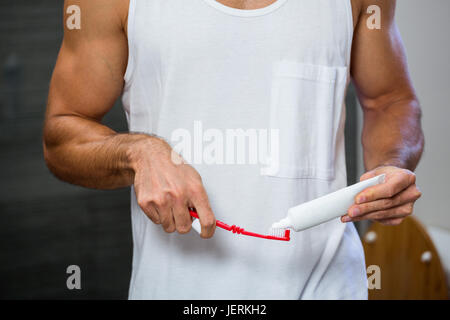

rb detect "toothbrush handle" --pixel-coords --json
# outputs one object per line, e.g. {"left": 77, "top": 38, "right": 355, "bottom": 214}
{"left": 189, "top": 209, "right": 239, "bottom": 231}
{"left": 189, "top": 209, "right": 290, "bottom": 241}
{"left": 189, "top": 209, "right": 231, "bottom": 231}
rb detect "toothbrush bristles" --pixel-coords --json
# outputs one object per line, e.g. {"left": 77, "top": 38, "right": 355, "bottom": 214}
{"left": 269, "top": 228, "right": 289, "bottom": 239}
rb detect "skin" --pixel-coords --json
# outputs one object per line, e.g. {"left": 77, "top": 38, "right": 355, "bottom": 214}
{"left": 44, "top": 0, "right": 216, "bottom": 238}
{"left": 342, "top": 0, "right": 424, "bottom": 225}
{"left": 44, "top": 0, "right": 424, "bottom": 239}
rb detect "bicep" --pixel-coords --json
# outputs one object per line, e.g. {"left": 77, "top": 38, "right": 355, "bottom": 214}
{"left": 47, "top": 0, "right": 128, "bottom": 122}
{"left": 351, "top": 0, "right": 416, "bottom": 109}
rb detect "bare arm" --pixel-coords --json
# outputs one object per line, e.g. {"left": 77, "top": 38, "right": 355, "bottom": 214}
{"left": 44, "top": 0, "right": 133, "bottom": 189}
{"left": 44, "top": 0, "right": 216, "bottom": 237}
{"left": 351, "top": 0, "right": 424, "bottom": 171}
{"left": 343, "top": 0, "right": 423, "bottom": 225}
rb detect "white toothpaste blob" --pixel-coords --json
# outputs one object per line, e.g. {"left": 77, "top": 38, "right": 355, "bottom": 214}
{"left": 272, "top": 174, "right": 386, "bottom": 232}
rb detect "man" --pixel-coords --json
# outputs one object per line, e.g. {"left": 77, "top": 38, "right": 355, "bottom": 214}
{"left": 44, "top": 0, "right": 423, "bottom": 299}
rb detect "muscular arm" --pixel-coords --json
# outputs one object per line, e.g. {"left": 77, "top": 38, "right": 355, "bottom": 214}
{"left": 343, "top": 0, "right": 423, "bottom": 225}
{"left": 44, "top": 0, "right": 215, "bottom": 237}
{"left": 351, "top": 0, "right": 424, "bottom": 171}
{"left": 44, "top": 0, "right": 134, "bottom": 189}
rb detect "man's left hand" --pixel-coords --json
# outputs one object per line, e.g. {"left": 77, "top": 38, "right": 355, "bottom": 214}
{"left": 341, "top": 166, "right": 422, "bottom": 225}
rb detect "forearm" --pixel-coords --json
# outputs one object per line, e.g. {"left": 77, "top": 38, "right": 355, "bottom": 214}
{"left": 43, "top": 114, "right": 154, "bottom": 189}
{"left": 362, "top": 98, "right": 424, "bottom": 171}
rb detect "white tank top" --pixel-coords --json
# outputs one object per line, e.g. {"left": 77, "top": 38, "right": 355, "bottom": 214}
{"left": 122, "top": 0, "right": 368, "bottom": 299}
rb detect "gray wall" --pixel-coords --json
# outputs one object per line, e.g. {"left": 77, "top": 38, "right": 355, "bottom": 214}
{"left": 396, "top": 0, "right": 450, "bottom": 230}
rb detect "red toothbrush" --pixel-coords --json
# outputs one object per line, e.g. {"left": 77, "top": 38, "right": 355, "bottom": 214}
{"left": 189, "top": 209, "right": 290, "bottom": 241}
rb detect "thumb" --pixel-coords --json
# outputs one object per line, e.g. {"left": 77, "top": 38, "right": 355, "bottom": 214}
{"left": 360, "top": 169, "right": 377, "bottom": 182}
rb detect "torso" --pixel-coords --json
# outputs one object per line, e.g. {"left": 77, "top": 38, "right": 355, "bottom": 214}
{"left": 122, "top": 0, "right": 367, "bottom": 299}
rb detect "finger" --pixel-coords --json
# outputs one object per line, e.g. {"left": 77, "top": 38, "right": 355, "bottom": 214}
{"left": 137, "top": 196, "right": 161, "bottom": 224}
{"left": 190, "top": 183, "right": 216, "bottom": 239}
{"left": 347, "top": 203, "right": 414, "bottom": 222}
{"left": 157, "top": 194, "right": 176, "bottom": 233}
{"left": 173, "top": 199, "right": 192, "bottom": 234}
{"left": 348, "top": 184, "right": 421, "bottom": 218}
{"left": 355, "top": 171, "right": 415, "bottom": 204}
{"left": 160, "top": 207, "right": 175, "bottom": 233}
{"left": 141, "top": 205, "right": 161, "bottom": 224}
{"left": 377, "top": 217, "right": 405, "bottom": 226}
{"left": 147, "top": 204, "right": 161, "bottom": 224}
{"left": 359, "top": 169, "right": 377, "bottom": 182}
{"left": 160, "top": 208, "right": 176, "bottom": 233}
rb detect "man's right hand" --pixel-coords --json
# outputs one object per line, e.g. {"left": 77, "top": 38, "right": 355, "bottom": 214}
{"left": 129, "top": 136, "right": 216, "bottom": 238}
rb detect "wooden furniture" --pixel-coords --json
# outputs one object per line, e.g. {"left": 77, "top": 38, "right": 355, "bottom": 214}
{"left": 362, "top": 216, "right": 448, "bottom": 299}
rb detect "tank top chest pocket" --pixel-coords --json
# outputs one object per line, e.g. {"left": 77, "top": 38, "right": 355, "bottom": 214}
{"left": 261, "top": 61, "right": 348, "bottom": 180}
